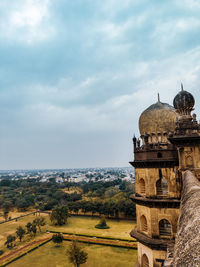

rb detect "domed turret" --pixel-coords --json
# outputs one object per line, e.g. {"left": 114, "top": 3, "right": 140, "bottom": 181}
{"left": 139, "top": 94, "right": 178, "bottom": 143}
{"left": 173, "top": 84, "right": 195, "bottom": 115}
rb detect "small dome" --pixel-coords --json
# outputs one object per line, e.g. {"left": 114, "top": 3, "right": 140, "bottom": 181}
{"left": 173, "top": 86, "right": 195, "bottom": 112}
{"left": 139, "top": 100, "right": 178, "bottom": 136}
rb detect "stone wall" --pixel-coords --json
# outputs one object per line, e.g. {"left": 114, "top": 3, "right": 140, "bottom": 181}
{"left": 135, "top": 168, "right": 180, "bottom": 198}
{"left": 172, "top": 170, "right": 200, "bottom": 266}
{"left": 136, "top": 204, "right": 179, "bottom": 239}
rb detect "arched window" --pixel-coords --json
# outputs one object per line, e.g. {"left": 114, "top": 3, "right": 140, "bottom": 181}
{"left": 156, "top": 178, "right": 168, "bottom": 196}
{"left": 159, "top": 219, "right": 172, "bottom": 237}
{"left": 156, "top": 169, "right": 168, "bottom": 197}
{"left": 139, "top": 178, "right": 145, "bottom": 195}
{"left": 142, "top": 254, "right": 149, "bottom": 267}
{"left": 141, "top": 215, "right": 148, "bottom": 232}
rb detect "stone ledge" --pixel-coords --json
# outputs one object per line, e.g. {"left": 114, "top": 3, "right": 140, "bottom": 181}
{"left": 130, "top": 194, "right": 180, "bottom": 208}
{"left": 130, "top": 227, "right": 174, "bottom": 250}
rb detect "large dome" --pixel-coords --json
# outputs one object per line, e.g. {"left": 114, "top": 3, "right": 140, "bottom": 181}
{"left": 139, "top": 100, "right": 178, "bottom": 136}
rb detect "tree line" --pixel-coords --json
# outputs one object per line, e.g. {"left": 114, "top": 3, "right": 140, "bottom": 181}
{"left": 0, "top": 178, "right": 135, "bottom": 219}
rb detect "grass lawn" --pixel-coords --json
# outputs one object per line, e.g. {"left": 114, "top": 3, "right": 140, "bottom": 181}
{"left": 0, "top": 213, "right": 48, "bottom": 248}
{"left": 0, "top": 213, "right": 136, "bottom": 258}
{"left": 0, "top": 215, "right": 136, "bottom": 247}
{"left": 9, "top": 241, "right": 138, "bottom": 267}
{"left": 48, "top": 216, "right": 136, "bottom": 240}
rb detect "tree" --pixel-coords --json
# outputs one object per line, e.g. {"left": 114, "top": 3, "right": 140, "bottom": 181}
{"left": 33, "top": 217, "right": 46, "bottom": 232}
{"left": 104, "top": 187, "right": 120, "bottom": 198}
{"left": 2, "top": 201, "right": 12, "bottom": 221}
{"left": 4, "top": 235, "right": 16, "bottom": 248}
{"left": 16, "top": 198, "right": 30, "bottom": 211}
{"left": 52, "top": 233, "right": 63, "bottom": 246}
{"left": 66, "top": 241, "right": 88, "bottom": 267}
{"left": 3, "top": 210, "right": 9, "bottom": 221}
{"left": 31, "top": 224, "right": 37, "bottom": 236}
{"left": 50, "top": 205, "right": 69, "bottom": 226}
{"left": 16, "top": 226, "right": 26, "bottom": 242}
{"left": 26, "top": 222, "right": 32, "bottom": 234}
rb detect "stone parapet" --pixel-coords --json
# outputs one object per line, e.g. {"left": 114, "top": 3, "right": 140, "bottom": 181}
{"left": 172, "top": 170, "right": 200, "bottom": 266}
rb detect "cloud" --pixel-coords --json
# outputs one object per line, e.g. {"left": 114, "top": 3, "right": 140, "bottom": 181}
{"left": 0, "top": 0, "right": 200, "bottom": 169}
{"left": 0, "top": 0, "right": 54, "bottom": 44}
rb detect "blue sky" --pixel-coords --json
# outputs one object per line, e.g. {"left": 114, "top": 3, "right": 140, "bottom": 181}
{"left": 0, "top": 0, "right": 200, "bottom": 169}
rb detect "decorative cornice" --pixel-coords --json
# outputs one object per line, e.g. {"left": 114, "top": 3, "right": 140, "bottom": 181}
{"left": 130, "top": 194, "right": 180, "bottom": 208}
{"left": 169, "top": 135, "right": 200, "bottom": 146}
{"left": 130, "top": 227, "right": 174, "bottom": 250}
{"left": 130, "top": 160, "right": 179, "bottom": 168}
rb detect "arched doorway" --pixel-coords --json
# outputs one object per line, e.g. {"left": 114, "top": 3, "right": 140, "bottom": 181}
{"left": 142, "top": 254, "right": 149, "bottom": 267}
{"left": 141, "top": 215, "right": 148, "bottom": 232}
{"left": 159, "top": 219, "right": 172, "bottom": 237}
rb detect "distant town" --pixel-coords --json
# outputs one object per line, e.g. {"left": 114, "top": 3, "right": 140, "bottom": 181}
{"left": 0, "top": 167, "right": 134, "bottom": 184}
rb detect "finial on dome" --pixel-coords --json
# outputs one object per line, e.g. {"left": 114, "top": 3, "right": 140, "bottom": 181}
{"left": 158, "top": 93, "right": 160, "bottom": 102}
{"left": 181, "top": 83, "right": 184, "bottom": 91}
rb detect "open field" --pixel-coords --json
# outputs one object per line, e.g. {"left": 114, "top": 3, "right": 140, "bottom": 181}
{"left": 47, "top": 216, "right": 136, "bottom": 240}
{"left": 0, "top": 214, "right": 137, "bottom": 266}
{"left": 9, "top": 241, "right": 138, "bottom": 267}
{"left": 0, "top": 214, "right": 136, "bottom": 248}
{"left": 0, "top": 213, "right": 47, "bottom": 248}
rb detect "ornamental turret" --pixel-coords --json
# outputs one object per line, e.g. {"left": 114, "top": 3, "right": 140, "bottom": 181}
{"left": 130, "top": 93, "right": 180, "bottom": 267}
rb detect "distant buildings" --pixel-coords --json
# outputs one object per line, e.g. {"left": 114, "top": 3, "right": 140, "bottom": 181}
{"left": 0, "top": 167, "right": 134, "bottom": 184}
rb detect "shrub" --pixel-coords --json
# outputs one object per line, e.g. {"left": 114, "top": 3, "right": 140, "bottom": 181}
{"left": 52, "top": 233, "right": 63, "bottom": 245}
{"left": 95, "top": 215, "right": 110, "bottom": 229}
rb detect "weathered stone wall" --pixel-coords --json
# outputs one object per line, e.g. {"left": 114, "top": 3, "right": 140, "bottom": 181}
{"left": 135, "top": 168, "right": 181, "bottom": 198}
{"left": 136, "top": 204, "right": 179, "bottom": 238}
{"left": 172, "top": 170, "right": 200, "bottom": 267}
{"left": 137, "top": 242, "right": 166, "bottom": 267}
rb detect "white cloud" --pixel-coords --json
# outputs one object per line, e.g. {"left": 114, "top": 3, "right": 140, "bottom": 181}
{"left": 1, "top": 0, "right": 200, "bottom": 168}
{"left": 0, "top": 0, "right": 54, "bottom": 44}
{"left": 96, "top": 15, "right": 146, "bottom": 41}
{"left": 18, "top": 45, "right": 200, "bottom": 138}
{"left": 152, "top": 17, "right": 200, "bottom": 42}
{"left": 175, "top": 0, "right": 200, "bottom": 10}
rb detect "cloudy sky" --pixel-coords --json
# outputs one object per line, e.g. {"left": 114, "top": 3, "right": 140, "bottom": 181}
{"left": 0, "top": 0, "right": 200, "bottom": 170}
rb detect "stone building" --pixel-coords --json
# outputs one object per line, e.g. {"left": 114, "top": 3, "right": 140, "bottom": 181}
{"left": 130, "top": 86, "right": 200, "bottom": 267}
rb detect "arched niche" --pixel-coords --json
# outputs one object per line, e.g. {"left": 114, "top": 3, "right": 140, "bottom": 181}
{"left": 142, "top": 254, "right": 149, "bottom": 267}
{"left": 156, "top": 169, "right": 168, "bottom": 197}
{"left": 159, "top": 219, "right": 172, "bottom": 237}
{"left": 139, "top": 178, "right": 146, "bottom": 195}
{"left": 140, "top": 215, "right": 148, "bottom": 232}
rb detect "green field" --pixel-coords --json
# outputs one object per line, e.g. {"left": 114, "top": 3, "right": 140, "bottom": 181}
{"left": 0, "top": 214, "right": 136, "bottom": 248}
{"left": 9, "top": 241, "right": 137, "bottom": 267}
{"left": 47, "top": 216, "right": 136, "bottom": 240}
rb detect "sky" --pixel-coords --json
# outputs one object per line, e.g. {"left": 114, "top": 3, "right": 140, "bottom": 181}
{"left": 0, "top": 0, "right": 200, "bottom": 170}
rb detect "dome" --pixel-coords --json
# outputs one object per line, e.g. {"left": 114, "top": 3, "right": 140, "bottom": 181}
{"left": 139, "top": 99, "right": 178, "bottom": 136}
{"left": 173, "top": 85, "right": 195, "bottom": 112}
